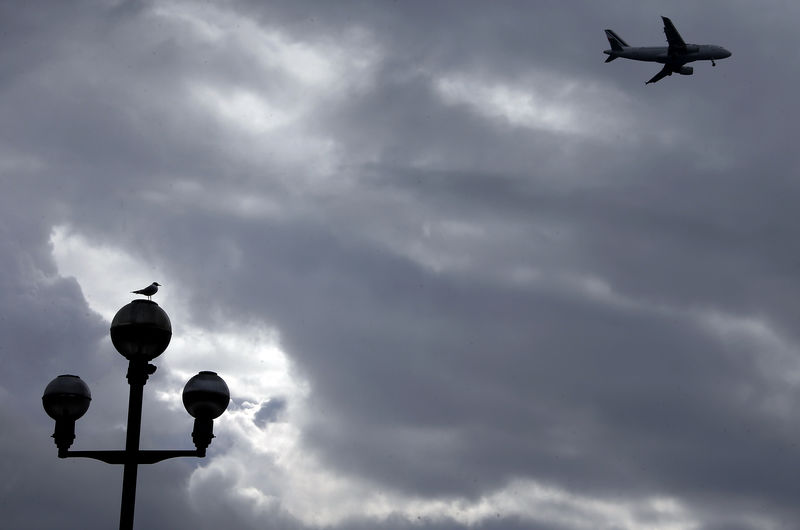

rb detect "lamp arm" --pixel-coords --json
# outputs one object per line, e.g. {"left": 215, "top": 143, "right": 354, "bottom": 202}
{"left": 61, "top": 449, "right": 205, "bottom": 465}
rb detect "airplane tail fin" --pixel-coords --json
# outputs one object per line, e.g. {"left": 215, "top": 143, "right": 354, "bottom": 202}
{"left": 604, "top": 29, "right": 629, "bottom": 51}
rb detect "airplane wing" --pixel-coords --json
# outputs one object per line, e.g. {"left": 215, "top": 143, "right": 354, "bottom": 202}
{"left": 645, "top": 64, "right": 672, "bottom": 85}
{"left": 661, "top": 16, "right": 687, "bottom": 50}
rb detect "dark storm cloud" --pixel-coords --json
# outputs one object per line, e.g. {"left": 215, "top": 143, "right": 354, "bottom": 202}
{"left": 166, "top": 209, "right": 800, "bottom": 513}
{"left": 4, "top": 0, "right": 800, "bottom": 528}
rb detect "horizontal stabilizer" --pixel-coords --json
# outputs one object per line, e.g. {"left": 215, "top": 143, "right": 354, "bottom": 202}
{"left": 604, "top": 55, "right": 616, "bottom": 63}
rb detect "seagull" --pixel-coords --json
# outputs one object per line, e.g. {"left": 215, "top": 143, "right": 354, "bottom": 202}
{"left": 132, "top": 282, "right": 161, "bottom": 300}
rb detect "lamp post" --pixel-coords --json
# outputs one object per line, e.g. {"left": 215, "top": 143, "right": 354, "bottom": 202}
{"left": 42, "top": 299, "right": 230, "bottom": 530}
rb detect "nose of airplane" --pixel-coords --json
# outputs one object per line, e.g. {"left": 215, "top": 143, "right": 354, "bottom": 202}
{"left": 722, "top": 47, "right": 732, "bottom": 58}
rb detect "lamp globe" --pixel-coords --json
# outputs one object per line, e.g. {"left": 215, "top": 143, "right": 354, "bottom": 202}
{"left": 182, "top": 371, "right": 230, "bottom": 420}
{"left": 42, "top": 375, "right": 91, "bottom": 421}
{"left": 110, "top": 300, "right": 172, "bottom": 361}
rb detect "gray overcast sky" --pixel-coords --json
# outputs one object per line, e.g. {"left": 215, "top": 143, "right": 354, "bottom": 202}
{"left": 2, "top": 1, "right": 799, "bottom": 528}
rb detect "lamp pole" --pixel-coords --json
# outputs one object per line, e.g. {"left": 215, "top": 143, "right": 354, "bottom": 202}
{"left": 120, "top": 360, "right": 149, "bottom": 530}
{"left": 42, "top": 299, "right": 230, "bottom": 530}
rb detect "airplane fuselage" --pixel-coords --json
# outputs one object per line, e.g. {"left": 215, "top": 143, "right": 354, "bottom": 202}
{"left": 604, "top": 44, "right": 731, "bottom": 65}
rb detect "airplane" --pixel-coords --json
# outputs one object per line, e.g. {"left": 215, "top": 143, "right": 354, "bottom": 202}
{"left": 603, "top": 16, "right": 731, "bottom": 84}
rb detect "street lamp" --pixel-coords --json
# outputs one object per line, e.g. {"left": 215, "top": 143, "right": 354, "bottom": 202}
{"left": 42, "top": 299, "right": 230, "bottom": 530}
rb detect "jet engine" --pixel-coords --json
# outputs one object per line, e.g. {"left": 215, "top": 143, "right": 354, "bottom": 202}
{"left": 675, "top": 66, "right": 693, "bottom": 75}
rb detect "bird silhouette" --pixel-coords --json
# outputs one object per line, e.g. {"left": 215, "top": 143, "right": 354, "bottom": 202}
{"left": 132, "top": 282, "right": 161, "bottom": 300}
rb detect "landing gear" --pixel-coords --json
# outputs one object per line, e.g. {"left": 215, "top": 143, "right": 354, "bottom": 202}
{"left": 712, "top": 60, "right": 716, "bottom": 66}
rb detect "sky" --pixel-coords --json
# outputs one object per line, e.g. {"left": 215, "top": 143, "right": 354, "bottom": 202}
{"left": 2, "top": 0, "right": 800, "bottom": 528}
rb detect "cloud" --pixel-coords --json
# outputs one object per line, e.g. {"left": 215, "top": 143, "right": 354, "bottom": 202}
{"left": 5, "top": 1, "right": 800, "bottom": 529}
